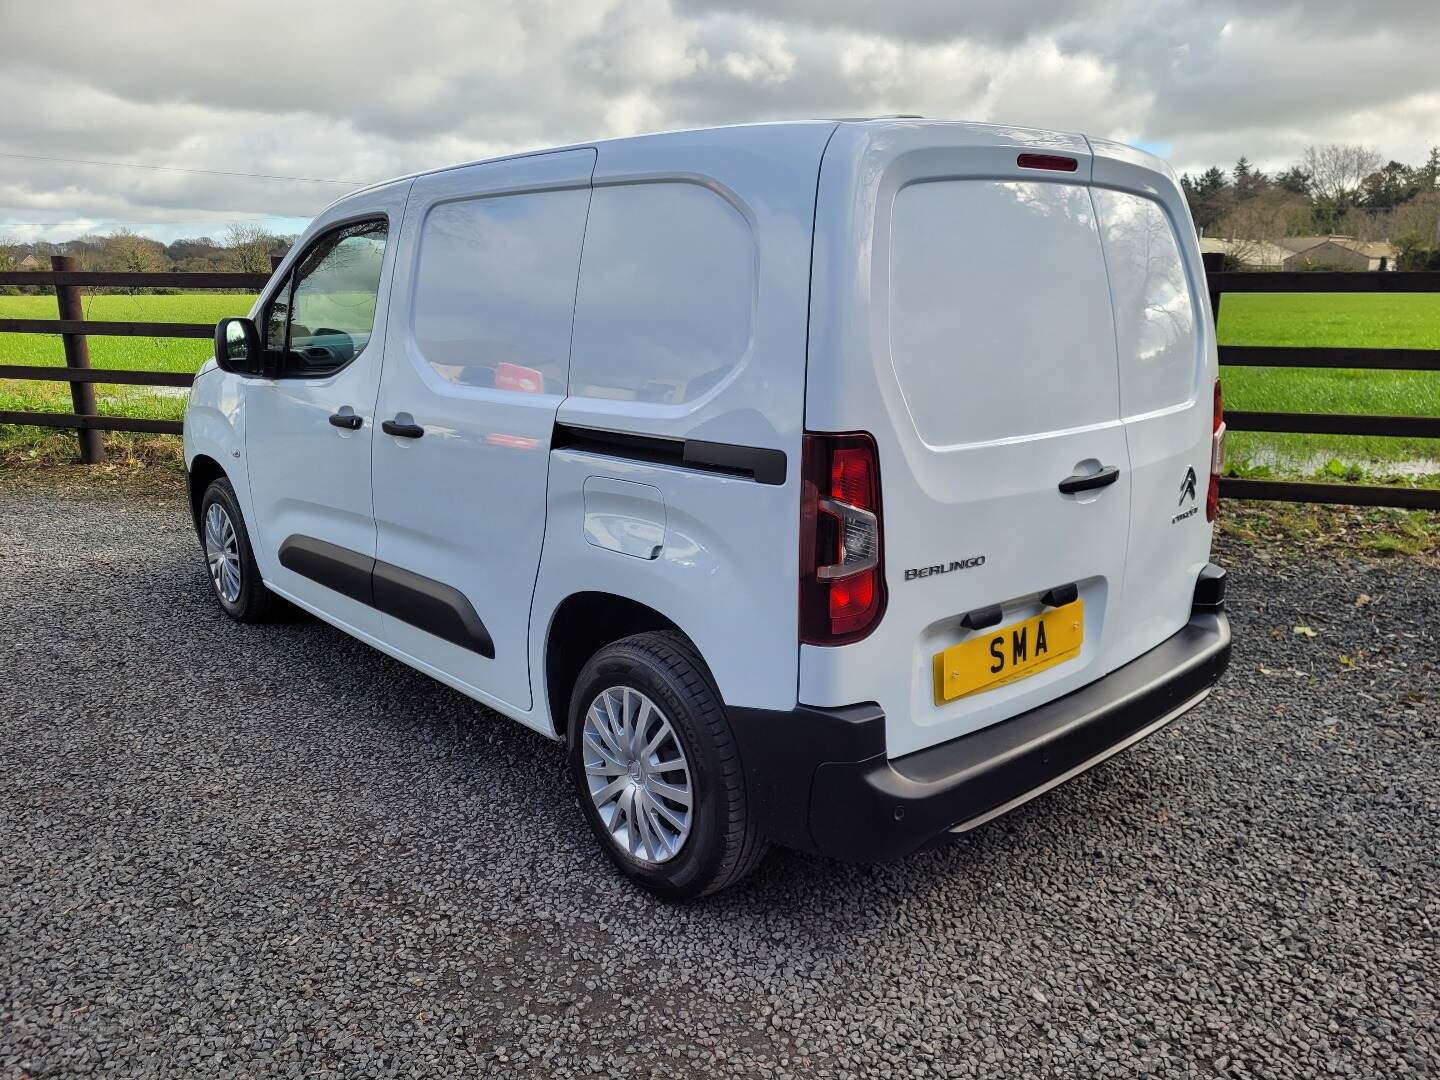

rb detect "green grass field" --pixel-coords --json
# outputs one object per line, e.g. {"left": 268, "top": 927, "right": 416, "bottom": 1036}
{"left": 2, "top": 291, "right": 1438, "bottom": 477}
{"left": 1217, "top": 293, "right": 1440, "bottom": 474}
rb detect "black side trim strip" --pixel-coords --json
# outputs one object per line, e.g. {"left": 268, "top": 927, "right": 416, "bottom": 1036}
{"left": 278, "top": 535, "right": 374, "bottom": 606}
{"left": 372, "top": 561, "right": 496, "bottom": 659}
{"left": 277, "top": 534, "right": 494, "bottom": 658}
{"left": 553, "top": 423, "right": 786, "bottom": 486}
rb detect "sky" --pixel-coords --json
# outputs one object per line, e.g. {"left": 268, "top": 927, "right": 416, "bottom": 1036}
{"left": 2, "top": 0, "right": 1438, "bottom": 244}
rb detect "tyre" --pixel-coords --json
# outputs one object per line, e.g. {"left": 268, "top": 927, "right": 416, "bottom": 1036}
{"left": 199, "top": 477, "right": 279, "bottom": 623}
{"left": 567, "top": 631, "right": 768, "bottom": 899}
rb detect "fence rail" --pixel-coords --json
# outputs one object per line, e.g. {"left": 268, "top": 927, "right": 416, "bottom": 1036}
{"left": 0, "top": 318, "right": 214, "bottom": 338}
{"left": 1218, "top": 346, "right": 1440, "bottom": 371}
{"left": 0, "top": 270, "right": 271, "bottom": 289}
{"left": 0, "top": 258, "right": 1436, "bottom": 510}
{"left": 0, "top": 364, "right": 192, "bottom": 387}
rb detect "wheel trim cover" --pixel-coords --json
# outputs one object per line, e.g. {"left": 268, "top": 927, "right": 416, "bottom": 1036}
{"left": 204, "top": 502, "right": 242, "bottom": 604}
{"left": 582, "top": 686, "right": 694, "bottom": 865}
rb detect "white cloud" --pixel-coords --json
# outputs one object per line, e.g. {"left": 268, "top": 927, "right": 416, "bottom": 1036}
{"left": 719, "top": 26, "right": 796, "bottom": 84}
{"left": 1, "top": 0, "right": 1437, "bottom": 242}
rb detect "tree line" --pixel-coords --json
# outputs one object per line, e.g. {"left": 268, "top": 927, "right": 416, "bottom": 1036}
{"left": 1181, "top": 143, "right": 1440, "bottom": 269}
{"left": 0, "top": 224, "right": 295, "bottom": 293}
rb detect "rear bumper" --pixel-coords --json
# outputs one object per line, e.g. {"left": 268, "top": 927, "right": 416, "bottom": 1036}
{"left": 728, "top": 567, "right": 1231, "bottom": 862}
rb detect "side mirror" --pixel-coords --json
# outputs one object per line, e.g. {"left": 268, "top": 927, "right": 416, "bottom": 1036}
{"left": 214, "top": 317, "right": 266, "bottom": 376}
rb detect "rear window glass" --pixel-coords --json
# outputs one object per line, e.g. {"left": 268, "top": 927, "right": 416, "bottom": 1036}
{"left": 888, "top": 179, "right": 1120, "bottom": 445}
{"left": 1091, "top": 190, "right": 1198, "bottom": 417}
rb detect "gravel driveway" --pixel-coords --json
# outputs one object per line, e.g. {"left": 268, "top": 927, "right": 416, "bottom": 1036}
{"left": 1, "top": 474, "right": 1436, "bottom": 1079}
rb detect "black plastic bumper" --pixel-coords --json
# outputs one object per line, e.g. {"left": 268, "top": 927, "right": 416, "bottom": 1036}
{"left": 728, "top": 568, "right": 1232, "bottom": 862}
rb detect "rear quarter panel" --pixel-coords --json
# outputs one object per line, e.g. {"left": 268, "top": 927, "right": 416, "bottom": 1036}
{"left": 531, "top": 123, "right": 839, "bottom": 727}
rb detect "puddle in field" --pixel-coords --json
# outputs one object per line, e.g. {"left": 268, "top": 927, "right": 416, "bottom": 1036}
{"left": 1236, "top": 447, "right": 1440, "bottom": 479}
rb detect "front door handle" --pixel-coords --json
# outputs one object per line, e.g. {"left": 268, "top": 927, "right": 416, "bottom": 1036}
{"left": 328, "top": 411, "right": 363, "bottom": 430}
{"left": 1058, "top": 465, "right": 1120, "bottom": 494}
{"left": 381, "top": 418, "right": 425, "bottom": 439}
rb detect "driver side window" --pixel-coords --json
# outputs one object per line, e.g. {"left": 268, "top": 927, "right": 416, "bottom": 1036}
{"left": 265, "top": 218, "right": 388, "bottom": 377}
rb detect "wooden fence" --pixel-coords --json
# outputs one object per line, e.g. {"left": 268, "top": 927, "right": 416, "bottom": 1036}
{"left": 0, "top": 256, "right": 1437, "bottom": 511}
{"left": 0, "top": 256, "right": 274, "bottom": 462}
{"left": 1202, "top": 253, "right": 1440, "bottom": 511}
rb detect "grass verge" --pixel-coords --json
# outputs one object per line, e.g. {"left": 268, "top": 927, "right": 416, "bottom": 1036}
{"left": 1217, "top": 501, "right": 1439, "bottom": 559}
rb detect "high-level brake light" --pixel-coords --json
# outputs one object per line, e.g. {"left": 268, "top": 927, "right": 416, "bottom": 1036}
{"left": 1017, "top": 153, "right": 1078, "bottom": 172}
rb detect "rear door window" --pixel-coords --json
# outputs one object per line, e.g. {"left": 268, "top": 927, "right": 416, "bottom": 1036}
{"left": 887, "top": 179, "right": 1120, "bottom": 446}
{"left": 1091, "top": 190, "right": 1199, "bottom": 417}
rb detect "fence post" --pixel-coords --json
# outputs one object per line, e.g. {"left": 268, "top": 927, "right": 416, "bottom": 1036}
{"left": 50, "top": 255, "right": 104, "bottom": 464}
{"left": 269, "top": 253, "right": 284, "bottom": 273}
{"left": 1201, "top": 251, "right": 1224, "bottom": 330}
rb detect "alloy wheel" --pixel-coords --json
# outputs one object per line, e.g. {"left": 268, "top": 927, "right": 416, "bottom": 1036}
{"left": 204, "top": 502, "right": 242, "bottom": 604}
{"left": 582, "top": 686, "right": 694, "bottom": 864}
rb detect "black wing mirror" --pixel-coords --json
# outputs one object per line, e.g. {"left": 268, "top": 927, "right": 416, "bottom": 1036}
{"left": 214, "top": 317, "right": 267, "bottom": 376}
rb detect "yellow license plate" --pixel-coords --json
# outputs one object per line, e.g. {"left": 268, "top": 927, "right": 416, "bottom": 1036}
{"left": 933, "top": 600, "right": 1084, "bottom": 704}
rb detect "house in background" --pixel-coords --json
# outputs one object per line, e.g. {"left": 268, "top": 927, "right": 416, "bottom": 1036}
{"left": 1276, "top": 236, "right": 1398, "bottom": 271}
{"left": 16, "top": 253, "right": 42, "bottom": 270}
{"left": 1199, "top": 236, "right": 1290, "bottom": 269}
{"left": 1200, "top": 235, "right": 1399, "bottom": 271}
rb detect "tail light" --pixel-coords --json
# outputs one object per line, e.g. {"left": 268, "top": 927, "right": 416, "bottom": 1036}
{"left": 800, "top": 432, "right": 886, "bottom": 644}
{"left": 1207, "top": 378, "right": 1224, "bottom": 522}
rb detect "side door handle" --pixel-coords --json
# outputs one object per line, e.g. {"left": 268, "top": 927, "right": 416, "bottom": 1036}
{"left": 1058, "top": 465, "right": 1120, "bottom": 494}
{"left": 381, "top": 418, "right": 425, "bottom": 439}
{"left": 328, "top": 411, "right": 363, "bottom": 430}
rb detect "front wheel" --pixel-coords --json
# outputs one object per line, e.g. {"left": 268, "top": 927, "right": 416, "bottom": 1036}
{"left": 567, "top": 632, "right": 768, "bottom": 899}
{"left": 199, "top": 477, "right": 278, "bottom": 623}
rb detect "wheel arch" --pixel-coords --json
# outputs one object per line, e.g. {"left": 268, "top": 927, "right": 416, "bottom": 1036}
{"left": 186, "top": 453, "right": 229, "bottom": 537}
{"left": 543, "top": 591, "right": 696, "bottom": 738}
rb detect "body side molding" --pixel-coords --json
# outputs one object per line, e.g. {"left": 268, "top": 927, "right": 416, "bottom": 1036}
{"left": 372, "top": 560, "right": 496, "bottom": 658}
{"left": 277, "top": 534, "right": 495, "bottom": 658}
{"left": 553, "top": 424, "right": 787, "bottom": 486}
{"left": 278, "top": 535, "right": 375, "bottom": 606}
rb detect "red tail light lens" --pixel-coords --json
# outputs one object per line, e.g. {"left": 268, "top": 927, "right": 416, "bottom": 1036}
{"left": 1207, "top": 378, "right": 1224, "bottom": 523}
{"left": 800, "top": 433, "right": 885, "bottom": 644}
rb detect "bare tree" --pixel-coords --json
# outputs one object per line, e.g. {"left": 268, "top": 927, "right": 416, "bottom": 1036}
{"left": 101, "top": 229, "right": 167, "bottom": 293}
{"left": 1390, "top": 192, "right": 1440, "bottom": 269}
{"left": 105, "top": 229, "right": 164, "bottom": 272}
{"left": 224, "top": 223, "right": 278, "bottom": 274}
{"left": 1301, "top": 144, "right": 1382, "bottom": 229}
{"left": 1216, "top": 191, "right": 1313, "bottom": 266}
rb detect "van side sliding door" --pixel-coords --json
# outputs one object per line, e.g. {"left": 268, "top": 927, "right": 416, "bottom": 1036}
{"left": 369, "top": 148, "right": 597, "bottom": 718}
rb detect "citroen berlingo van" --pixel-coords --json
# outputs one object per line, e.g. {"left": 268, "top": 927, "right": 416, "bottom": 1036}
{"left": 187, "top": 119, "right": 1231, "bottom": 898}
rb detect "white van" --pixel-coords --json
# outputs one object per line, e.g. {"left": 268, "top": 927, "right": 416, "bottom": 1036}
{"left": 186, "top": 119, "right": 1231, "bottom": 898}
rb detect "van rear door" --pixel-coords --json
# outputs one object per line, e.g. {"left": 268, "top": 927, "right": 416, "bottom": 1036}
{"left": 802, "top": 122, "right": 1136, "bottom": 759}
{"left": 1090, "top": 141, "right": 1217, "bottom": 668}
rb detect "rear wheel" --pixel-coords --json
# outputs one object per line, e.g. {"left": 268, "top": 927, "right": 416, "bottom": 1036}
{"left": 567, "top": 632, "right": 768, "bottom": 899}
{"left": 199, "top": 477, "right": 278, "bottom": 623}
